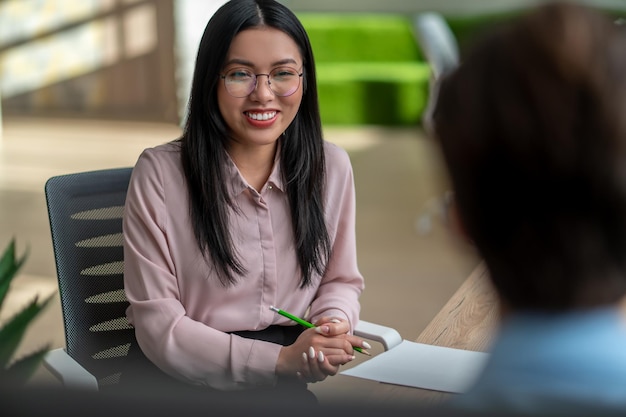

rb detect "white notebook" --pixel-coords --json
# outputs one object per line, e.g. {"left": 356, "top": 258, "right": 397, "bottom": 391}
{"left": 340, "top": 340, "right": 489, "bottom": 393}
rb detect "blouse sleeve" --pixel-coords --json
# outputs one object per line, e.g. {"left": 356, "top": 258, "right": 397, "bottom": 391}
{"left": 123, "top": 148, "right": 281, "bottom": 390}
{"left": 307, "top": 143, "right": 365, "bottom": 332}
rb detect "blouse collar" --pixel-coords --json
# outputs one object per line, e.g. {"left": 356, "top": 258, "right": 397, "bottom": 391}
{"left": 224, "top": 142, "right": 285, "bottom": 197}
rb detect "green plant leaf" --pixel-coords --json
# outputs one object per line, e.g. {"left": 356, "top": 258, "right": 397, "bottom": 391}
{"left": 0, "top": 294, "right": 52, "bottom": 369}
{"left": 0, "top": 239, "right": 50, "bottom": 386}
{"left": 2, "top": 346, "right": 50, "bottom": 386}
{"left": 0, "top": 239, "right": 28, "bottom": 308}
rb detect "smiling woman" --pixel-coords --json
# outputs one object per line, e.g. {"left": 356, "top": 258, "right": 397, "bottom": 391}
{"left": 121, "top": 0, "right": 366, "bottom": 401}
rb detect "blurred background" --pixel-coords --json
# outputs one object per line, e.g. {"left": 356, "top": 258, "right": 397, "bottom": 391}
{"left": 0, "top": 0, "right": 623, "bottom": 399}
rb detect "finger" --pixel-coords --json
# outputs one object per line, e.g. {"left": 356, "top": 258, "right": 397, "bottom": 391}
{"left": 298, "top": 351, "right": 313, "bottom": 381}
{"left": 343, "top": 336, "right": 372, "bottom": 354}
{"left": 309, "top": 334, "right": 358, "bottom": 356}
{"left": 323, "top": 335, "right": 365, "bottom": 355}
{"left": 316, "top": 350, "right": 342, "bottom": 376}
{"left": 314, "top": 316, "right": 338, "bottom": 325}
{"left": 324, "top": 352, "right": 356, "bottom": 367}
{"left": 306, "top": 347, "right": 328, "bottom": 382}
{"left": 315, "top": 317, "right": 342, "bottom": 325}
{"left": 314, "top": 324, "right": 332, "bottom": 335}
{"left": 297, "top": 347, "right": 320, "bottom": 383}
{"left": 317, "top": 345, "right": 356, "bottom": 359}
{"left": 314, "top": 318, "right": 350, "bottom": 336}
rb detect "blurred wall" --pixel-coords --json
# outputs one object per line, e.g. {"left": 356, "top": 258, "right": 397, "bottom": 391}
{"left": 172, "top": 0, "right": 226, "bottom": 124}
{"left": 0, "top": 0, "right": 179, "bottom": 123}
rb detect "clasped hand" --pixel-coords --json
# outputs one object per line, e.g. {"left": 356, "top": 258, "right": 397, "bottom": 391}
{"left": 276, "top": 317, "right": 371, "bottom": 383}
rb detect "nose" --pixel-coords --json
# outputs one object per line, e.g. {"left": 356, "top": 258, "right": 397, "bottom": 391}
{"left": 250, "top": 74, "right": 273, "bottom": 101}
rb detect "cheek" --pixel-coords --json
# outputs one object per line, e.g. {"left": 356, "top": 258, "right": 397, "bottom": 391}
{"left": 217, "top": 89, "right": 238, "bottom": 119}
{"left": 285, "top": 91, "right": 304, "bottom": 112}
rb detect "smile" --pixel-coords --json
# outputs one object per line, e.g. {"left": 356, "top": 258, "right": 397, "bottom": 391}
{"left": 245, "top": 111, "right": 277, "bottom": 121}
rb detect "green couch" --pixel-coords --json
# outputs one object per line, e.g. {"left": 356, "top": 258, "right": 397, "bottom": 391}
{"left": 298, "top": 14, "right": 431, "bottom": 126}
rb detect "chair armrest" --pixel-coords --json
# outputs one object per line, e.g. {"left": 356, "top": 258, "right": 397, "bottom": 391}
{"left": 354, "top": 320, "right": 403, "bottom": 351}
{"left": 413, "top": 12, "right": 460, "bottom": 134}
{"left": 43, "top": 348, "right": 99, "bottom": 391}
{"left": 412, "top": 12, "right": 459, "bottom": 80}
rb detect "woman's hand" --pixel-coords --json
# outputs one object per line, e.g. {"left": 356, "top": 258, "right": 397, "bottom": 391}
{"left": 275, "top": 319, "right": 371, "bottom": 383}
{"left": 276, "top": 327, "right": 353, "bottom": 382}
{"left": 312, "top": 317, "right": 371, "bottom": 363}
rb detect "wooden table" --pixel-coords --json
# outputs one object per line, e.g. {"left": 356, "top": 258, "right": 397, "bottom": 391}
{"left": 328, "top": 262, "right": 500, "bottom": 406}
{"left": 417, "top": 262, "right": 499, "bottom": 352}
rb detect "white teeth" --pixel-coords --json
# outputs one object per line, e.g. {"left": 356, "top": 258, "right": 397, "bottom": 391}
{"left": 246, "top": 111, "right": 276, "bottom": 121}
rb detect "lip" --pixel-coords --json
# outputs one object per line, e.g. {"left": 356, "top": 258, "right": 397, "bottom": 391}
{"left": 244, "top": 109, "right": 279, "bottom": 128}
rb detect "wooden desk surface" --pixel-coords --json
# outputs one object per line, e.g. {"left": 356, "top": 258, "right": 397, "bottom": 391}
{"left": 337, "top": 262, "right": 499, "bottom": 406}
{"left": 417, "top": 262, "right": 499, "bottom": 351}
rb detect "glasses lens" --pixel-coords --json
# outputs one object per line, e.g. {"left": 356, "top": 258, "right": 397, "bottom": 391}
{"left": 269, "top": 67, "right": 301, "bottom": 97}
{"left": 224, "top": 69, "right": 255, "bottom": 98}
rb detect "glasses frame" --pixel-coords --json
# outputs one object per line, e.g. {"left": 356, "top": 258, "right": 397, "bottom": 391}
{"left": 220, "top": 67, "right": 304, "bottom": 98}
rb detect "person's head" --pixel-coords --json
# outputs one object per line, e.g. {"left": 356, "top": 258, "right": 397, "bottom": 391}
{"left": 433, "top": 2, "right": 626, "bottom": 311}
{"left": 185, "top": 0, "right": 319, "bottom": 146}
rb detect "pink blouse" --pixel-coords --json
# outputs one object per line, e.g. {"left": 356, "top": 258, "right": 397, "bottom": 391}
{"left": 123, "top": 140, "right": 364, "bottom": 390}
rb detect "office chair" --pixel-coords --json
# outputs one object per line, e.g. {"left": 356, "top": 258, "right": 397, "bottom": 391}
{"left": 412, "top": 12, "right": 460, "bottom": 235}
{"left": 412, "top": 11, "right": 460, "bottom": 134}
{"left": 44, "top": 167, "right": 151, "bottom": 390}
{"left": 44, "top": 168, "right": 401, "bottom": 391}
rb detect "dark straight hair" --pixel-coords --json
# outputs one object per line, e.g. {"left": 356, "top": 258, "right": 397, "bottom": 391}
{"left": 180, "top": 0, "right": 329, "bottom": 287}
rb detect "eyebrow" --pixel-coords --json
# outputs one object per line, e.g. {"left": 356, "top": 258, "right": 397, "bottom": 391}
{"left": 223, "top": 58, "right": 299, "bottom": 67}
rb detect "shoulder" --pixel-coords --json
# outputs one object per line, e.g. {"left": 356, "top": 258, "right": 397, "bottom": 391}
{"left": 136, "top": 141, "right": 181, "bottom": 166}
{"left": 133, "top": 141, "right": 183, "bottom": 176}
{"left": 322, "top": 141, "right": 355, "bottom": 197}
{"left": 130, "top": 141, "right": 184, "bottom": 193}
{"left": 323, "top": 141, "right": 352, "bottom": 174}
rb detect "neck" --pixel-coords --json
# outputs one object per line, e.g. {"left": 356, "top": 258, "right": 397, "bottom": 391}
{"left": 227, "top": 142, "right": 278, "bottom": 192}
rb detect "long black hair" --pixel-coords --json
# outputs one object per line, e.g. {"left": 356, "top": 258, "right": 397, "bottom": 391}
{"left": 180, "top": 0, "right": 329, "bottom": 287}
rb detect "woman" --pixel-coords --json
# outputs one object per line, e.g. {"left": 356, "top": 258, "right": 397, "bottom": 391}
{"left": 123, "top": 0, "right": 367, "bottom": 394}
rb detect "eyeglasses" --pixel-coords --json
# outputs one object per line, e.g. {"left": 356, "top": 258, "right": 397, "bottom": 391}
{"left": 220, "top": 67, "right": 303, "bottom": 98}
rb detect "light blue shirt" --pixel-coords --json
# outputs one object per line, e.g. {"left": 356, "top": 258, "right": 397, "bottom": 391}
{"left": 451, "top": 306, "right": 626, "bottom": 414}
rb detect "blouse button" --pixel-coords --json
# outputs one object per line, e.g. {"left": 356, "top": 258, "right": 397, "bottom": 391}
{"left": 267, "top": 185, "right": 273, "bottom": 190}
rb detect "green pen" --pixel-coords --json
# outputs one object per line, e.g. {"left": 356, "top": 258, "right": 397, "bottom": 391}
{"left": 269, "top": 306, "right": 370, "bottom": 355}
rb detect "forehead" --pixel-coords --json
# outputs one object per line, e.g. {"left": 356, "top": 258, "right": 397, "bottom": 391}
{"left": 225, "top": 27, "right": 302, "bottom": 67}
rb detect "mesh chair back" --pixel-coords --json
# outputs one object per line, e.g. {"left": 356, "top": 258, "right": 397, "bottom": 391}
{"left": 45, "top": 168, "right": 154, "bottom": 389}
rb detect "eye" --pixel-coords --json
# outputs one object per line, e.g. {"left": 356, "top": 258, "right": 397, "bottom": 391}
{"left": 226, "top": 68, "right": 253, "bottom": 81}
{"left": 271, "top": 67, "right": 299, "bottom": 81}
